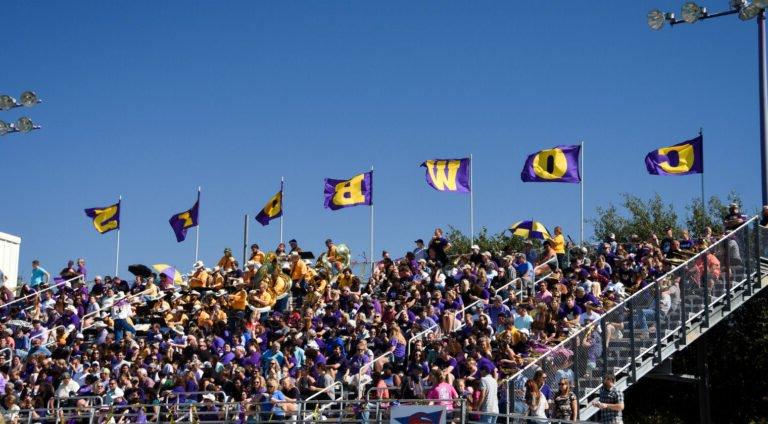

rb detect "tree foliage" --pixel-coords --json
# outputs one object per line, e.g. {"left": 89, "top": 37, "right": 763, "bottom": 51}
{"left": 591, "top": 192, "right": 742, "bottom": 243}
{"left": 445, "top": 225, "right": 528, "bottom": 255}
{"left": 592, "top": 193, "right": 678, "bottom": 242}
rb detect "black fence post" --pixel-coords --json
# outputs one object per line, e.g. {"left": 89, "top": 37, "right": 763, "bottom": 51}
{"left": 724, "top": 239, "right": 732, "bottom": 311}
{"left": 755, "top": 220, "right": 763, "bottom": 290}
{"left": 627, "top": 301, "right": 637, "bottom": 384}
{"left": 702, "top": 249, "right": 710, "bottom": 329}
{"left": 679, "top": 276, "right": 687, "bottom": 346}
{"left": 654, "top": 281, "right": 663, "bottom": 364}
{"left": 746, "top": 225, "right": 754, "bottom": 296}
{"left": 573, "top": 333, "right": 581, "bottom": 400}
{"left": 601, "top": 318, "right": 609, "bottom": 379}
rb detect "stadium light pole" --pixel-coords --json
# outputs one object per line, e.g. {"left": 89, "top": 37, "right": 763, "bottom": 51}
{"left": 648, "top": 1, "right": 768, "bottom": 205}
{"left": 0, "top": 91, "right": 42, "bottom": 137}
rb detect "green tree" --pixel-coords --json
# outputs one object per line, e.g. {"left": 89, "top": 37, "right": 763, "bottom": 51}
{"left": 591, "top": 193, "right": 678, "bottom": 243}
{"left": 684, "top": 191, "right": 743, "bottom": 238}
{"left": 445, "top": 225, "right": 527, "bottom": 255}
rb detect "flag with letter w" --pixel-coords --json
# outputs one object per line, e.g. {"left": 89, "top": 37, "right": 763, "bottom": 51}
{"left": 420, "top": 158, "right": 471, "bottom": 193}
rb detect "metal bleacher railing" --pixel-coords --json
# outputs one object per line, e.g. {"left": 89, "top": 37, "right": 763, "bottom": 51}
{"left": 501, "top": 216, "right": 767, "bottom": 421}
{"left": 1, "top": 274, "right": 84, "bottom": 313}
{"left": 7, "top": 398, "right": 599, "bottom": 424}
{"left": 6, "top": 219, "right": 766, "bottom": 424}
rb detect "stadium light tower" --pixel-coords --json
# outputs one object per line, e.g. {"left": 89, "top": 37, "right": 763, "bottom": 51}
{"left": 0, "top": 90, "right": 42, "bottom": 137}
{"left": 647, "top": 0, "right": 768, "bottom": 205}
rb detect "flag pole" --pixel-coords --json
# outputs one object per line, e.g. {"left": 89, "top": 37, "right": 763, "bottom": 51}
{"left": 280, "top": 176, "right": 285, "bottom": 244}
{"left": 195, "top": 186, "right": 201, "bottom": 262}
{"left": 470, "top": 154, "right": 474, "bottom": 246}
{"left": 115, "top": 196, "right": 121, "bottom": 277}
{"left": 370, "top": 166, "right": 375, "bottom": 276}
{"left": 700, "top": 128, "right": 705, "bottom": 216}
{"left": 580, "top": 142, "right": 584, "bottom": 246}
{"left": 243, "top": 214, "right": 249, "bottom": 265}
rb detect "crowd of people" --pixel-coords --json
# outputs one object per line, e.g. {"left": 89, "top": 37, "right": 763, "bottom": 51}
{"left": 0, "top": 202, "right": 757, "bottom": 423}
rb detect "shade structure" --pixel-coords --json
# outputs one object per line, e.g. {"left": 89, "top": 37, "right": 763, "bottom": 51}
{"left": 509, "top": 220, "right": 552, "bottom": 240}
{"left": 152, "top": 264, "right": 183, "bottom": 284}
{"left": 128, "top": 264, "right": 153, "bottom": 278}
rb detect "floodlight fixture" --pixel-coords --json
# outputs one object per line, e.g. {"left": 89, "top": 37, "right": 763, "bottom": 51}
{"left": 730, "top": 0, "right": 748, "bottom": 9}
{"left": 739, "top": 3, "right": 761, "bottom": 20}
{"left": 648, "top": 9, "right": 667, "bottom": 30}
{"left": 0, "top": 95, "right": 15, "bottom": 111}
{"left": 19, "top": 91, "right": 39, "bottom": 107}
{"left": 15, "top": 117, "right": 34, "bottom": 133}
{"left": 682, "top": 2, "right": 706, "bottom": 23}
{"left": 754, "top": 0, "right": 768, "bottom": 8}
{"left": 0, "top": 120, "right": 10, "bottom": 136}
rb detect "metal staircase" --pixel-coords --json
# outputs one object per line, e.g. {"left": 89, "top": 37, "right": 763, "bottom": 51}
{"left": 501, "top": 217, "right": 768, "bottom": 422}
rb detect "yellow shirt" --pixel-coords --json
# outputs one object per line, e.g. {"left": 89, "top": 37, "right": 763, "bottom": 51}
{"left": 218, "top": 255, "right": 236, "bottom": 270}
{"left": 553, "top": 234, "right": 566, "bottom": 255}
{"left": 256, "top": 290, "right": 275, "bottom": 307}
{"left": 145, "top": 283, "right": 160, "bottom": 297}
{"left": 291, "top": 260, "right": 308, "bottom": 282}
{"left": 197, "top": 310, "right": 212, "bottom": 328}
{"left": 327, "top": 245, "right": 338, "bottom": 261}
{"left": 190, "top": 270, "right": 210, "bottom": 288}
{"left": 210, "top": 274, "right": 224, "bottom": 290}
{"left": 230, "top": 290, "right": 248, "bottom": 310}
{"left": 213, "top": 309, "right": 228, "bottom": 323}
{"left": 312, "top": 278, "right": 327, "bottom": 294}
{"left": 249, "top": 251, "right": 265, "bottom": 265}
{"left": 336, "top": 274, "right": 353, "bottom": 290}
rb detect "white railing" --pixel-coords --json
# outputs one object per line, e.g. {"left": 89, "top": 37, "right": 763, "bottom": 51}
{"left": 300, "top": 380, "right": 344, "bottom": 419}
{"left": 1, "top": 274, "right": 84, "bottom": 311}
{"left": 493, "top": 277, "right": 522, "bottom": 297}
{"left": 451, "top": 298, "right": 486, "bottom": 332}
{"left": 80, "top": 288, "right": 151, "bottom": 332}
{"left": 406, "top": 323, "right": 439, "bottom": 359}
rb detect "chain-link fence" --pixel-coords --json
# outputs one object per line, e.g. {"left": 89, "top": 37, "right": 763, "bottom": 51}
{"left": 500, "top": 216, "right": 764, "bottom": 419}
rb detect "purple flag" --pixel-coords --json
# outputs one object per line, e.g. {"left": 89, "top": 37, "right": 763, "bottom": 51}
{"left": 255, "top": 182, "right": 283, "bottom": 226}
{"left": 521, "top": 145, "right": 581, "bottom": 183}
{"left": 323, "top": 171, "right": 373, "bottom": 210}
{"left": 420, "top": 158, "right": 471, "bottom": 193}
{"left": 645, "top": 135, "right": 703, "bottom": 176}
{"left": 84, "top": 201, "right": 120, "bottom": 234}
{"left": 169, "top": 195, "right": 199, "bottom": 242}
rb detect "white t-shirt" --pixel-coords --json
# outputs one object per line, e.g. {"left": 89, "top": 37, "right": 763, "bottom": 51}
{"left": 480, "top": 374, "right": 499, "bottom": 413}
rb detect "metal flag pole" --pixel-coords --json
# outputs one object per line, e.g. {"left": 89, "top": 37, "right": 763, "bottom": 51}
{"left": 759, "top": 12, "right": 768, "bottom": 206}
{"left": 700, "top": 128, "right": 706, "bottom": 215}
{"left": 195, "top": 186, "right": 201, "bottom": 262}
{"left": 280, "top": 176, "right": 285, "bottom": 244}
{"left": 115, "top": 196, "right": 122, "bottom": 277}
{"left": 370, "top": 166, "right": 375, "bottom": 275}
{"left": 580, "top": 142, "right": 585, "bottom": 246}
{"left": 243, "top": 214, "right": 249, "bottom": 265}
{"left": 470, "top": 154, "right": 474, "bottom": 246}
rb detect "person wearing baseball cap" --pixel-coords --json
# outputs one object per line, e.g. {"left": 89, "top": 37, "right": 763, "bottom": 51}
{"left": 413, "top": 239, "right": 428, "bottom": 261}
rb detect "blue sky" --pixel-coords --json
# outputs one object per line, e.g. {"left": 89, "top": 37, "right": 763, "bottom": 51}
{"left": 1, "top": 1, "right": 762, "bottom": 279}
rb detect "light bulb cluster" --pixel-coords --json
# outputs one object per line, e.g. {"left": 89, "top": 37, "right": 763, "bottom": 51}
{"left": 0, "top": 91, "right": 41, "bottom": 137}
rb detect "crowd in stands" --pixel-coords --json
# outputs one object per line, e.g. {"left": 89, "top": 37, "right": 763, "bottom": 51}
{"left": 0, "top": 203, "right": 757, "bottom": 423}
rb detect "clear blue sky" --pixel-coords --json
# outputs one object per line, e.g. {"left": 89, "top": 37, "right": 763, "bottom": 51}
{"left": 1, "top": 1, "right": 762, "bottom": 279}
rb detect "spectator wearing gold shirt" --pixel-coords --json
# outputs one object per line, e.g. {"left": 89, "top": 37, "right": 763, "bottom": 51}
{"left": 217, "top": 248, "right": 236, "bottom": 271}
